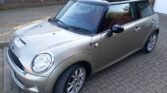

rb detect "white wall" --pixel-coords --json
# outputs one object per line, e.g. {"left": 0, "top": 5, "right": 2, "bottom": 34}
{"left": 154, "top": 0, "right": 167, "bottom": 14}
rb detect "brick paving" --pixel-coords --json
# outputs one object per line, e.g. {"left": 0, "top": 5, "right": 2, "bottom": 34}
{"left": 0, "top": 5, "right": 167, "bottom": 93}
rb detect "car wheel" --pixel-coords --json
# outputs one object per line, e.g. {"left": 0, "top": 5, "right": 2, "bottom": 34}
{"left": 143, "top": 32, "right": 158, "bottom": 53}
{"left": 53, "top": 64, "right": 87, "bottom": 93}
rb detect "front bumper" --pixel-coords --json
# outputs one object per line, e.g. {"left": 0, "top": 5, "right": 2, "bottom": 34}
{"left": 5, "top": 48, "right": 48, "bottom": 93}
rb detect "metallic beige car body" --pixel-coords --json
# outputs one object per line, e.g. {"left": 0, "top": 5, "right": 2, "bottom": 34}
{"left": 5, "top": 0, "right": 160, "bottom": 93}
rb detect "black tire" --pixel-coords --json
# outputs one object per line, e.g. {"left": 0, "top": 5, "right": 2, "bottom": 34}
{"left": 53, "top": 64, "right": 87, "bottom": 93}
{"left": 143, "top": 32, "right": 158, "bottom": 53}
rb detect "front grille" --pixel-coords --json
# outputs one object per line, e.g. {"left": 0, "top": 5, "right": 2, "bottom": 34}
{"left": 8, "top": 48, "right": 24, "bottom": 71}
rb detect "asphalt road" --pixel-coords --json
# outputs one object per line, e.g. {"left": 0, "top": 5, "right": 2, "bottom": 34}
{"left": 0, "top": 5, "right": 167, "bottom": 93}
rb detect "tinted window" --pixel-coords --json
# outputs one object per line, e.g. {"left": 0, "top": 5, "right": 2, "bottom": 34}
{"left": 104, "top": 3, "right": 134, "bottom": 30}
{"left": 136, "top": 1, "right": 154, "bottom": 18}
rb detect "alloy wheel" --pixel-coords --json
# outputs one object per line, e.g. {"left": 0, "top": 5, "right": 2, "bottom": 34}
{"left": 147, "top": 33, "right": 157, "bottom": 52}
{"left": 66, "top": 67, "right": 86, "bottom": 93}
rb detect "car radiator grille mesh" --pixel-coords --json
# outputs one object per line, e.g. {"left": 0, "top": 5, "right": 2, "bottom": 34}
{"left": 8, "top": 48, "right": 24, "bottom": 71}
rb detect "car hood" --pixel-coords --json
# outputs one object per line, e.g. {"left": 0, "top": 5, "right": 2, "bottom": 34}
{"left": 13, "top": 20, "right": 91, "bottom": 52}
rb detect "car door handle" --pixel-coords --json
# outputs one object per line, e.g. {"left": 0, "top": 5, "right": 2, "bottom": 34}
{"left": 135, "top": 27, "right": 141, "bottom": 32}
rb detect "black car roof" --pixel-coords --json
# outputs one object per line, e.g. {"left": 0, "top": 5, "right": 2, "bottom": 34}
{"left": 76, "top": 0, "right": 148, "bottom": 5}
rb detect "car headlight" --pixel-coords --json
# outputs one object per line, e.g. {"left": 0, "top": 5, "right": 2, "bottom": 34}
{"left": 32, "top": 52, "right": 54, "bottom": 73}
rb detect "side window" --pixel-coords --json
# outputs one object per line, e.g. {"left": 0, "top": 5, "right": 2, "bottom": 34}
{"left": 104, "top": 3, "right": 134, "bottom": 30}
{"left": 136, "top": 1, "right": 154, "bottom": 18}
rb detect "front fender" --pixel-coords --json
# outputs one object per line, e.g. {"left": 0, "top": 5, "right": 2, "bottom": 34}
{"left": 45, "top": 53, "right": 95, "bottom": 93}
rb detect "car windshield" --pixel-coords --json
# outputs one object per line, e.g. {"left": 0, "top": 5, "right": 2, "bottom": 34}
{"left": 54, "top": 1, "right": 105, "bottom": 33}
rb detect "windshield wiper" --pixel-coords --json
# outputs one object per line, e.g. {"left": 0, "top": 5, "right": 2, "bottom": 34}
{"left": 49, "top": 18, "right": 90, "bottom": 33}
{"left": 49, "top": 18, "right": 69, "bottom": 29}
{"left": 55, "top": 19, "right": 66, "bottom": 25}
{"left": 68, "top": 25, "right": 90, "bottom": 32}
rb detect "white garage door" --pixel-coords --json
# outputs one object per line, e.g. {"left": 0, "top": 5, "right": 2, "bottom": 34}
{"left": 154, "top": 0, "right": 167, "bottom": 14}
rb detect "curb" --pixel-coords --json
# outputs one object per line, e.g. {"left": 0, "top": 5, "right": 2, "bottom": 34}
{"left": 0, "top": 42, "right": 8, "bottom": 48}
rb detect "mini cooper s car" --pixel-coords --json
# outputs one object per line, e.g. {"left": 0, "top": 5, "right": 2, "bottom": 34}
{"left": 6, "top": 0, "right": 160, "bottom": 93}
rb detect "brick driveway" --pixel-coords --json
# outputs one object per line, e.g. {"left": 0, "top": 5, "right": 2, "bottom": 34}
{"left": 1, "top": 5, "right": 167, "bottom": 93}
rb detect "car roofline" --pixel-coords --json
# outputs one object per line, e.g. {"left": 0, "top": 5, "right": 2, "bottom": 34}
{"left": 108, "top": 0, "right": 149, "bottom": 5}
{"left": 72, "top": 0, "right": 148, "bottom": 6}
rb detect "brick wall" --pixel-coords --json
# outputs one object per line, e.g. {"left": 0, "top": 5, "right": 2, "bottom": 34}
{"left": 0, "top": 0, "right": 68, "bottom": 5}
{"left": 4, "top": 0, "right": 66, "bottom": 4}
{"left": 0, "top": 0, "right": 68, "bottom": 9}
{"left": 0, "top": 0, "right": 155, "bottom": 9}
{"left": 1, "top": 0, "right": 155, "bottom": 5}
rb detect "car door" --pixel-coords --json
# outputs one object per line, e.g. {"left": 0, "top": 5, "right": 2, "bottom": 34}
{"left": 134, "top": 1, "right": 156, "bottom": 47}
{"left": 97, "top": 3, "right": 143, "bottom": 70}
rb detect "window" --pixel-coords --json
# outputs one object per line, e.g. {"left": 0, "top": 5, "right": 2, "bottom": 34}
{"left": 136, "top": 1, "right": 154, "bottom": 18}
{"left": 56, "top": 1, "right": 104, "bottom": 33}
{"left": 104, "top": 3, "right": 134, "bottom": 30}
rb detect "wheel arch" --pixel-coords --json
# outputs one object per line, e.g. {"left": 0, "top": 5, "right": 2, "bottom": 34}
{"left": 45, "top": 53, "right": 95, "bottom": 93}
{"left": 142, "top": 29, "right": 159, "bottom": 48}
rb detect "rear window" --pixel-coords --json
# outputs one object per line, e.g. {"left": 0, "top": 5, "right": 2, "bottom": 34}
{"left": 136, "top": 1, "right": 154, "bottom": 18}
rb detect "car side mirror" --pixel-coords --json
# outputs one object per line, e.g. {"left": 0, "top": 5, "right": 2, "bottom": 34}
{"left": 107, "top": 24, "right": 124, "bottom": 37}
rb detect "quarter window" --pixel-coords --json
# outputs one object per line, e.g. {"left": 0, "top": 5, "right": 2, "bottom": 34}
{"left": 136, "top": 1, "right": 154, "bottom": 18}
{"left": 104, "top": 3, "right": 134, "bottom": 30}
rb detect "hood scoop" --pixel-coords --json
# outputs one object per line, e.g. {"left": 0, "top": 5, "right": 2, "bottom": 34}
{"left": 19, "top": 38, "right": 26, "bottom": 45}
{"left": 13, "top": 37, "right": 26, "bottom": 49}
